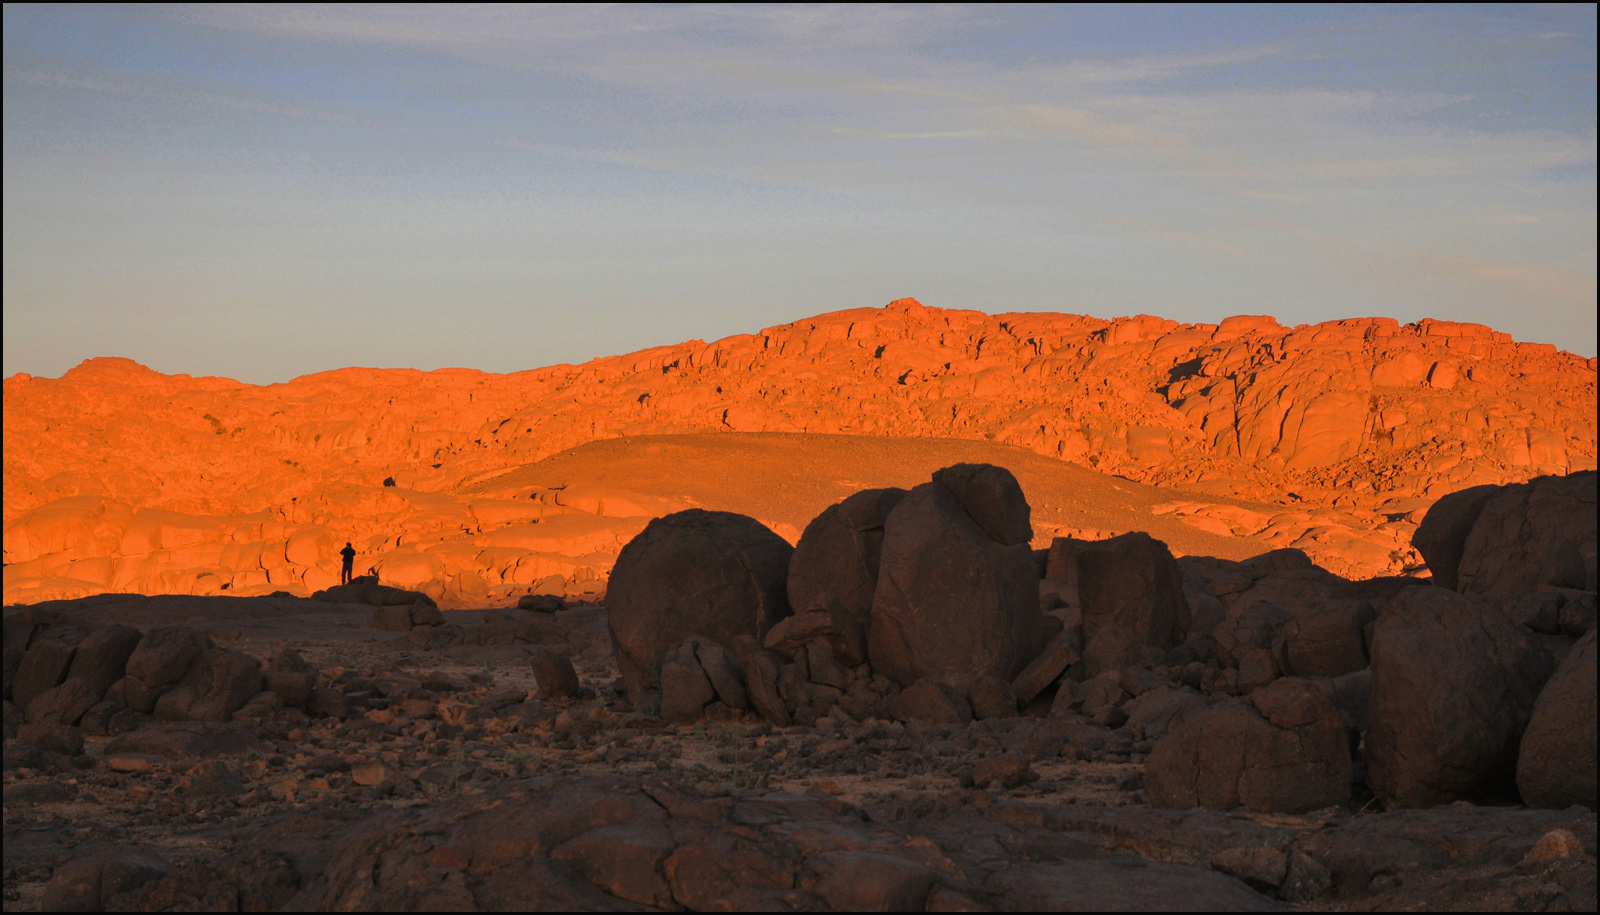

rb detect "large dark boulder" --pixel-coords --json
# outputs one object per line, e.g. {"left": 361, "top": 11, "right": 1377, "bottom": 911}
{"left": 66, "top": 624, "right": 143, "bottom": 700}
{"left": 1076, "top": 532, "right": 1190, "bottom": 676}
{"left": 607, "top": 510, "right": 793, "bottom": 704}
{"left": 1367, "top": 587, "right": 1548, "bottom": 807}
{"left": 25, "top": 677, "right": 99, "bottom": 726}
{"left": 125, "top": 626, "right": 210, "bottom": 689}
{"left": 10, "top": 626, "right": 83, "bottom": 709}
{"left": 1145, "top": 677, "right": 1350, "bottom": 814}
{"left": 152, "top": 649, "right": 263, "bottom": 723}
{"left": 930, "top": 463, "right": 1033, "bottom": 546}
{"left": 1456, "top": 471, "right": 1597, "bottom": 597}
{"left": 786, "top": 488, "right": 906, "bottom": 632}
{"left": 1411, "top": 484, "right": 1501, "bottom": 591}
{"left": 868, "top": 466, "right": 1040, "bottom": 689}
{"left": 1274, "top": 601, "right": 1376, "bottom": 679}
{"left": 1517, "top": 628, "right": 1596, "bottom": 810}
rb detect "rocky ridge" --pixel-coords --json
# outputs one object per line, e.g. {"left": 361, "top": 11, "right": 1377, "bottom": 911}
{"left": 5, "top": 299, "right": 1595, "bottom": 604}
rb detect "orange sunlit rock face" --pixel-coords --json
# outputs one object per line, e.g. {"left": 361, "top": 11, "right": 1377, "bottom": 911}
{"left": 4, "top": 299, "right": 1596, "bottom": 606}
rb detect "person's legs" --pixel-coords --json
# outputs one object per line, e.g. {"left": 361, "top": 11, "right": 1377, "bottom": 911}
{"left": 341, "top": 564, "right": 352, "bottom": 584}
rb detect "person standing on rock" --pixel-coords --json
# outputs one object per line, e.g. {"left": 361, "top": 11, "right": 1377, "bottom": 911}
{"left": 340, "top": 542, "right": 357, "bottom": 584}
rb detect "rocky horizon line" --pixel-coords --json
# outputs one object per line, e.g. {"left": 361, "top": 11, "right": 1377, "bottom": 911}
{"left": 9, "top": 298, "right": 1597, "bottom": 386}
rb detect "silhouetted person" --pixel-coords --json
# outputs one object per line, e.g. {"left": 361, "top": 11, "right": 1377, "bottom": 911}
{"left": 340, "top": 542, "right": 357, "bottom": 585}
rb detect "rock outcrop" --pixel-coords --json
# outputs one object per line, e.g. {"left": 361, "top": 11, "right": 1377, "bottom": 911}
{"left": 1411, "top": 484, "right": 1501, "bottom": 591}
{"left": 868, "top": 466, "right": 1041, "bottom": 689}
{"left": 1517, "top": 628, "right": 1597, "bottom": 810}
{"left": 1145, "top": 677, "right": 1351, "bottom": 814}
{"left": 606, "top": 510, "right": 793, "bottom": 705}
{"left": 1073, "top": 532, "right": 1191, "bottom": 676}
{"left": 7, "top": 300, "right": 1594, "bottom": 604}
{"left": 1367, "top": 587, "right": 1549, "bottom": 807}
{"left": 1455, "top": 471, "right": 1597, "bottom": 597}
{"left": 786, "top": 488, "right": 905, "bottom": 630}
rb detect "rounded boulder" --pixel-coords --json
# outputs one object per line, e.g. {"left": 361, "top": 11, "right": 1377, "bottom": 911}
{"left": 1366, "top": 587, "right": 1546, "bottom": 807}
{"left": 1517, "top": 627, "right": 1597, "bottom": 810}
{"left": 607, "top": 510, "right": 793, "bottom": 704}
{"left": 1146, "top": 677, "right": 1351, "bottom": 814}
{"left": 868, "top": 466, "right": 1041, "bottom": 689}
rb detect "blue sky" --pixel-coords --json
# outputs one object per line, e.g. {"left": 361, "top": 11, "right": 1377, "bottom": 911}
{"left": 4, "top": 4, "right": 1595, "bottom": 382}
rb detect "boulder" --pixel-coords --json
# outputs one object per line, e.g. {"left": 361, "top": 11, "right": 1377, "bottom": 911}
{"left": 695, "top": 641, "right": 747, "bottom": 710}
{"left": 11, "top": 627, "right": 83, "bottom": 709}
{"left": 1075, "top": 532, "right": 1191, "bottom": 676}
{"left": 124, "top": 626, "right": 210, "bottom": 689}
{"left": 890, "top": 679, "right": 971, "bottom": 724}
{"left": 265, "top": 647, "right": 309, "bottom": 673}
{"left": 868, "top": 470, "right": 1041, "bottom": 689}
{"left": 307, "top": 686, "right": 351, "bottom": 719}
{"left": 551, "top": 820, "right": 677, "bottom": 909}
{"left": 806, "top": 851, "right": 939, "bottom": 913}
{"left": 659, "top": 640, "right": 717, "bottom": 724}
{"left": 972, "top": 752, "right": 1035, "bottom": 788}
{"left": 1215, "top": 601, "right": 1290, "bottom": 667}
{"left": 152, "top": 649, "right": 263, "bottom": 723}
{"left": 1123, "top": 686, "right": 1208, "bottom": 742}
{"left": 1239, "top": 548, "right": 1314, "bottom": 578}
{"left": 1367, "top": 587, "right": 1548, "bottom": 807}
{"left": 786, "top": 488, "right": 906, "bottom": 632}
{"left": 1044, "top": 537, "right": 1090, "bottom": 609}
{"left": 1456, "top": 471, "right": 1597, "bottom": 596}
{"left": 1411, "top": 484, "right": 1501, "bottom": 591}
{"left": 528, "top": 647, "right": 581, "bottom": 700}
{"left": 968, "top": 675, "right": 1019, "bottom": 720}
{"left": 370, "top": 605, "right": 414, "bottom": 632}
{"left": 607, "top": 510, "right": 793, "bottom": 704}
{"left": 1011, "top": 630, "right": 1081, "bottom": 706}
{"left": 731, "top": 636, "right": 790, "bottom": 727}
{"left": 26, "top": 677, "right": 98, "bottom": 726}
{"left": 17, "top": 722, "right": 85, "bottom": 756}
{"left": 65, "top": 625, "right": 142, "bottom": 699}
{"left": 931, "top": 463, "right": 1033, "bottom": 546}
{"left": 1318, "top": 668, "right": 1372, "bottom": 736}
{"left": 262, "top": 670, "right": 316, "bottom": 709}
{"left": 1517, "top": 628, "right": 1596, "bottom": 810}
{"left": 1146, "top": 677, "right": 1351, "bottom": 813}
{"left": 180, "top": 760, "right": 246, "bottom": 798}
{"left": 1274, "top": 601, "right": 1377, "bottom": 678}
{"left": 763, "top": 609, "right": 866, "bottom": 666}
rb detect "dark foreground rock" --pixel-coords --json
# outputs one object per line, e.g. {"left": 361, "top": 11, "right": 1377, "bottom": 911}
{"left": 1518, "top": 628, "right": 1597, "bottom": 811}
{"left": 1455, "top": 471, "right": 1597, "bottom": 596}
{"left": 1074, "top": 532, "right": 1192, "bottom": 676}
{"left": 1367, "top": 587, "right": 1549, "bottom": 808}
{"left": 868, "top": 466, "right": 1041, "bottom": 689}
{"left": 29, "top": 772, "right": 1588, "bottom": 913}
{"left": 606, "top": 510, "right": 794, "bottom": 705}
{"left": 787, "top": 487, "right": 906, "bottom": 630}
{"left": 1145, "top": 677, "right": 1351, "bottom": 814}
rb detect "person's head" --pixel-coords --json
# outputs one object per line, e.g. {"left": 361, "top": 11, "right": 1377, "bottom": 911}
{"left": 345, "top": 542, "right": 352, "bottom": 548}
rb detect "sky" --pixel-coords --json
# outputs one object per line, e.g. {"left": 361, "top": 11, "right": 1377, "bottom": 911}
{"left": 4, "top": 4, "right": 1596, "bottom": 383}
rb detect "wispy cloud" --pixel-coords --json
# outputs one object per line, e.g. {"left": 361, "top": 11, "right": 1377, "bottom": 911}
{"left": 4, "top": 68, "right": 375, "bottom": 125}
